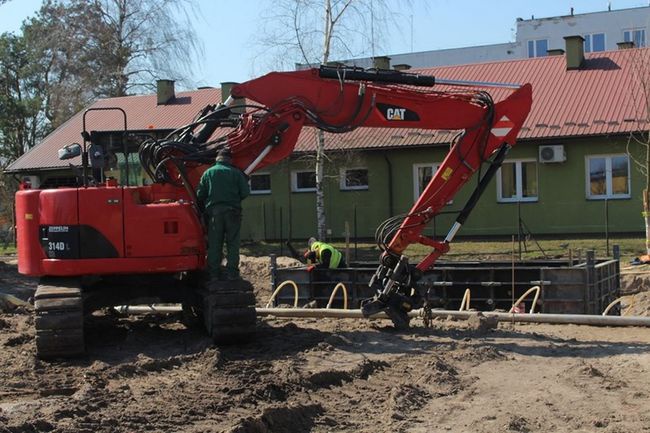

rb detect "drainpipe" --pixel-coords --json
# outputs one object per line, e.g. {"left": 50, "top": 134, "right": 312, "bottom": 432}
{"left": 384, "top": 152, "right": 394, "bottom": 216}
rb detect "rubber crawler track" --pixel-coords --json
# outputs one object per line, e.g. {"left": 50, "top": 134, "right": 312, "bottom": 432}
{"left": 34, "top": 277, "right": 85, "bottom": 359}
{"left": 202, "top": 279, "right": 257, "bottom": 344}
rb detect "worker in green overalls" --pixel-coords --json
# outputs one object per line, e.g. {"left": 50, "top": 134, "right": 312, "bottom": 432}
{"left": 303, "top": 237, "right": 347, "bottom": 270}
{"left": 197, "top": 148, "right": 250, "bottom": 281}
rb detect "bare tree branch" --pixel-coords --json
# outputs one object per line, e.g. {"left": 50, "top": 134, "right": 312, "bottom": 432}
{"left": 253, "top": 0, "right": 412, "bottom": 239}
{"left": 625, "top": 47, "right": 650, "bottom": 253}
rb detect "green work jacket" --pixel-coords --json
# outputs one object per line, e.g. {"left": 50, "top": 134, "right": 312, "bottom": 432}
{"left": 196, "top": 161, "right": 250, "bottom": 212}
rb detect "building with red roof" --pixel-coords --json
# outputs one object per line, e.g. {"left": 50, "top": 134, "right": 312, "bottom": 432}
{"left": 5, "top": 40, "right": 649, "bottom": 241}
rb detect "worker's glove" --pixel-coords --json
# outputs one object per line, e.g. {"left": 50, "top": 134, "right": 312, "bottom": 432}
{"left": 304, "top": 250, "right": 316, "bottom": 264}
{"left": 306, "top": 265, "right": 315, "bottom": 273}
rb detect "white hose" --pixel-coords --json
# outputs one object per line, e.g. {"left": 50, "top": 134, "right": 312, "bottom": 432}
{"left": 603, "top": 297, "right": 625, "bottom": 316}
{"left": 509, "top": 286, "right": 541, "bottom": 314}
{"left": 459, "top": 288, "right": 471, "bottom": 311}
{"left": 602, "top": 296, "right": 636, "bottom": 317}
{"left": 326, "top": 282, "right": 349, "bottom": 310}
{"left": 265, "top": 280, "right": 299, "bottom": 308}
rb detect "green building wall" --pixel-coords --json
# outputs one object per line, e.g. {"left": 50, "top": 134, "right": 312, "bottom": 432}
{"left": 35, "top": 135, "right": 640, "bottom": 241}
{"left": 241, "top": 136, "right": 645, "bottom": 241}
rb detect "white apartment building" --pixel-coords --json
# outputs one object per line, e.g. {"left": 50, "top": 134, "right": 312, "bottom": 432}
{"left": 518, "top": 5, "right": 650, "bottom": 56}
{"left": 322, "top": 5, "right": 650, "bottom": 70}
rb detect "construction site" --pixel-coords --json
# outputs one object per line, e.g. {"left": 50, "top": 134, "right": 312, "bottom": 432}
{"left": 2, "top": 67, "right": 650, "bottom": 424}
{"left": 2, "top": 250, "right": 650, "bottom": 432}
{"left": 3, "top": 13, "right": 650, "bottom": 431}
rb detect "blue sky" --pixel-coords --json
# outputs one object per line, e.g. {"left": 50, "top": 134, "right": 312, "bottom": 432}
{"left": 1, "top": 0, "right": 649, "bottom": 89}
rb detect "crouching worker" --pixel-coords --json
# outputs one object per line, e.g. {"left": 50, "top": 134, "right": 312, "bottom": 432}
{"left": 303, "top": 237, "right": 347, "bottom": 271}
{"left": 197, "top": 148, "right": 250, "bottom": 281}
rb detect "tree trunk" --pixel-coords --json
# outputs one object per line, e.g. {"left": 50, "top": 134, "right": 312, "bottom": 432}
{"left": 314, "top": 0, "right": 333, "bottom": 241}
{"left": 643, "top": 189, "right": 650, "bottom": 255}
{"left": 315, "top": 129, "right": 326, "bottom": 240}
{"left": 646, "top": 137, "right": 650, "bottom": 256}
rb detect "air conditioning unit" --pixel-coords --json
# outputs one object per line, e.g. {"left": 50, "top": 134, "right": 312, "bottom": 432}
{"left": 539, "top": 145, "right": 566, "bottom": 163}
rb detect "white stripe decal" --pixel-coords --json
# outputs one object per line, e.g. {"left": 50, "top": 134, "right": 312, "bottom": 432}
{"left": 491, "top": 127, "right": 512, "bottom": 137}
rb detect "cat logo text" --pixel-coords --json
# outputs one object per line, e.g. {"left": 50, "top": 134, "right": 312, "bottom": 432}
{"left": 386, "top": 107, "right": 407, "bottom": 120}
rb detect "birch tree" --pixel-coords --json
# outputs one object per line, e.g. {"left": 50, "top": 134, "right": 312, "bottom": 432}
{"left": 256, "top": 0, "right": 404, "bottom": 240}
{"left": 626, "top": 48, "right": 650, "bottom": 255}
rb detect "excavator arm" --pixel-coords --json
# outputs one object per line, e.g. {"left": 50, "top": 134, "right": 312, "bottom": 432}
{"left": 143, "top": 65, "right": 532, "bottom": 327}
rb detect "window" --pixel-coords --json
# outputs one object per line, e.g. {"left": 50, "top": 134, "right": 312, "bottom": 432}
{"left": 249, "top": 173, "right": 271, "bottom": 194}
{"left": 413, "top": 163, "right": 437, "bottom": 201}
{"left": 291, "top": 170, "right": 316, "bottom": 192}
{"left": 40, "top": 177, "right": 78, "bottom": 189}
{"left": 496, "top": 160, "right": 538, "bottom": 202}
{"left": 413, "top": 163, "right": 453, "bottom": 204}
{"left": 527, "top": 39, "right": 548, "bottom": 58}
{"left": 624, "top": 28, "right": 646, "bottom": 48}
{"left": 584, "top": 33, "right": 605, "bottom": 52}
{"left": 586, "top": 155, "right": 630, "bottom": 199}
{"left": 413, "top": 163, "right": 439, "bottom": 201}
{"left": 340, "top": 168, "right": 368, "bottom": 190}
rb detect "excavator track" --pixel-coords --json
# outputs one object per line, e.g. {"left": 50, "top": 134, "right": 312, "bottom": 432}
{"left": 202, "top": 279, "right": 257, "bottom": 344}
{"left": 34, "top": 278, "right": 85, "bottom": 359}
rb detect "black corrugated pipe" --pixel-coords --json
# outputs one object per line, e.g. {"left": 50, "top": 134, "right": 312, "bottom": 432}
{"left": 384, "top": 152, "right": 394, "bottom": 216}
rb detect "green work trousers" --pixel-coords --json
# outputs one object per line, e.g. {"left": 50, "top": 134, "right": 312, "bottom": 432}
{"left": 206, "top": 206, "right": 242, "bottom": 279}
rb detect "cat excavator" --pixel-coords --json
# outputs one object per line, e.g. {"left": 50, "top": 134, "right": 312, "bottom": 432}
{"left": 15, "top": 65, "right": 532, "bottom": 358}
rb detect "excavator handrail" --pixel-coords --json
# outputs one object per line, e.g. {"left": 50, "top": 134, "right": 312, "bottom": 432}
{"left": 434, "top": 78, "right": 523, "bottom": 89}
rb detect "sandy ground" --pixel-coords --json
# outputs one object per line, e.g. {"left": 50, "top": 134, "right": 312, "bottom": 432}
{"left": 1, "top": 255, "right": 650, "bottom": 433}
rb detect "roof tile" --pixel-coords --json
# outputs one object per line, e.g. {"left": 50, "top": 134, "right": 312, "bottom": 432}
{"left": 7, "top": 89, "right": 222, "bottom": 171}
{"left": 7, "top": 48, "right": 650, "bottom": 172}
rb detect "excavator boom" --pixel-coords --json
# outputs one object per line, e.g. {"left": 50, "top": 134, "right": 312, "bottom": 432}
{"left": 222, "top": 66, "right": 532, "bottom": 326}
{"left": 227, "top": 67, "right": 531, "bottom": 257}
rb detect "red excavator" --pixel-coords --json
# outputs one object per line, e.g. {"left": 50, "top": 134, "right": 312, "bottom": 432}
{"left": 15, "top": 66, "right": 532, "bottom": 358}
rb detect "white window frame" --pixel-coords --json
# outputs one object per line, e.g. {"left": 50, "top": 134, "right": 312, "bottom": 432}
{"left": 585, "top": 154, "right": 631, "bottom": 200}
{"left": 624, "top": 28, "right": 646, "bottom": 47}
{"left": 291, "top": 169, "right": 316, "bottom": 192}
{"left": 496, "top": 159, "right": 539, "bottom": 203}
{"left": 249, "top": 172, "right": 271, "bottom": 195}
{"left": 584, "top": 32, "right": 606, "bottom": 53}
{"left": 339, "top": 167, "right": 369, "bottom": 191}
{"left": 413, "top": 163, "right": 440, "bottom": 202}
{"left": 527, "top": 38, "right": 549, "bottom": 58}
